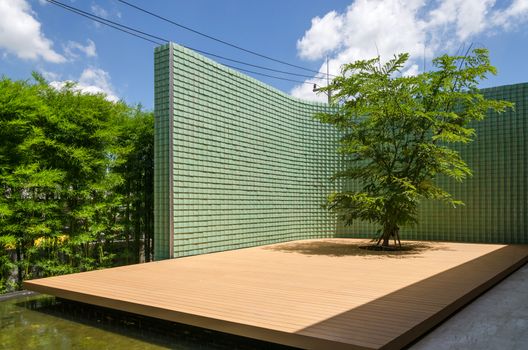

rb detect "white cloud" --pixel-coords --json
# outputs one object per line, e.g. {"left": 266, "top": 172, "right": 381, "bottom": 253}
{"left": 426, "top": 0, "right": 495, "bottom": 41}
{"left": 50, "top": 68, "right": 119, "bottom": 102}
{"left": 291, "top": 0, "right": 528, "bottom": 101}
{"left": 0, "top": 0, "right": 65, "bottom": 63}
{"left": 402, "top": 64, "right": 420, "bottom": 77}
{"left": 492, "top": 0, "right": 528, "bottom": 29}
{"left": 91, "top": 4, "right": 109, "bottom": 18}
{"left": 297, "top": 11, "right": 344, "bottom": 60}
{"left": 40, "top": 69, "right": 61, "bottom": 81}
{"left": 290, "top": 77, "right": 329, "bottom": 102}
{"left": 297, "top": 0, "right": 426, "bottom": 64}
{"left": 64, "top": 39, "right": 97, "bottom": 59}
{"left": 89, "top": 4, "right": 109, "bottom": 28}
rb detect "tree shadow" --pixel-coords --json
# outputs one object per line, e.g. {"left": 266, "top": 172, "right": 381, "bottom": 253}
{"left": 265, "top": 239, "right": 452, "bottom": 259}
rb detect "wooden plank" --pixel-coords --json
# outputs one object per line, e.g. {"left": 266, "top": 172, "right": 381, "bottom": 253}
{"left": 24, "top": 239, "right": 528, "bottom": 350}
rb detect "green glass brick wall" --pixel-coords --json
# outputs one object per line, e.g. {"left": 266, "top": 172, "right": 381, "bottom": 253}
{"left": 337, "top": 83, "right": 528, "bottom": 244}
{"left": 156, "top": 42, "right": 527, "bottom": 256}
{"left": 154, "top": 43, "right": 339, "bottom": 259}
{"left": 154, "top": 44, "right": 173, "bottom": 260}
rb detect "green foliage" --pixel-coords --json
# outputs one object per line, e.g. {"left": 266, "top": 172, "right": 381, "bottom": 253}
{"left": 316, "top": 49, "right": 513, "bottom": 246}
{"left": 0, "top": 74, "right": 154, "bottom": 292}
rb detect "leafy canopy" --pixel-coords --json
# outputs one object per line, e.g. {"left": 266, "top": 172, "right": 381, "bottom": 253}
{"left": 316, "top": 49, "right": 513, "bottom": 244}
{"left": 0, "top": 74, "right": 154, "bottom": 292}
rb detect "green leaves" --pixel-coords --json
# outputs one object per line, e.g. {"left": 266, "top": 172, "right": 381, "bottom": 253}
{"left": 327, "top": 191, "right": 385, "bottom": 225}
{"left": 0, "top": 75, "right": 154, "bottom": 291}
{"left": 320, "top": 49, "right": 513, "bottom": 243}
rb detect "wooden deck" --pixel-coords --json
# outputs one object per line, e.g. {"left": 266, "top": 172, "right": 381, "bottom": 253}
{"left": 24, "top": 239, "right": 528, "bottom": 350}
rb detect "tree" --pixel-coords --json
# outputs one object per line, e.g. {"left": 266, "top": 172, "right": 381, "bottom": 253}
{"left": 0, "top": 77, "right": 66, "bottom": 287}
{"left": 0, "top": 74, "right": 154, "bottom": 292}
{"left": 115, "top": 106, "right": 154, "bottom": 263}
{"left": 316, "top": 49, "right": 513, "bottom": 247}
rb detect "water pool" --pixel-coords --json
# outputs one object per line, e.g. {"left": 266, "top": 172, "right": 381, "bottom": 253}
{"left": 0, "top": 293, "right": 292, "bottom": 350}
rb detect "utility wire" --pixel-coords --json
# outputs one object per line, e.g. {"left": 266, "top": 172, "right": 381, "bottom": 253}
{"left": 50, "top": 0, "right": 323, "bottom": 81}
{"left": 190, "top": 49, "right": 323, "bottom": 79}
{"left": 46, "top": 0, "right": 319, "bottom": 85}
{"left": 46, "top": 0, "right": 165, "bottom": 45}
{"left": 221, "top": 64, "right": 316, "bottom": 85}
{"left": 117, "top": 0, "right": 335, "bottom": 77}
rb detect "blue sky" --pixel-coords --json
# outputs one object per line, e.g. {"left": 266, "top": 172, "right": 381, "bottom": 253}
{"left": 1, "top": 0, "right": 527, "bottom": 109}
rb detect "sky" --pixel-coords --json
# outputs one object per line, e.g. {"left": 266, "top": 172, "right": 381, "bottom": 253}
{"left": 1, "top": 0, "right": 527, "bottom": 109}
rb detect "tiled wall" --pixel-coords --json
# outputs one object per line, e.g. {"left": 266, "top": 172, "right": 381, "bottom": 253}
{"left": 338, "top": 83, "right": 528, "bottom": 244}
{"left": 155, "top": 43, "right": 527, "bottom": 259}
{"left": 154, "top": 44, "right": 172, "bottom": 259}
{"left": 154, "top": 43, "right": 339, "bottom": 259}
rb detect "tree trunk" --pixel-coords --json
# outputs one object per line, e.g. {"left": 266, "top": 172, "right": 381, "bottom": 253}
{"left": 134, "top": 193, "right": 141, "bottom": 264}
{"left": 125, "top": 178, "right": 131, "bottom": 265}
{"left": 144, "top": 163, "right": 154, "bottom": 262}
{"left": 382, "top": 233, "right": 390, "bottom": 246}
{"left": 143, "top": 174, "right": 152, "bottom": 262}
{"left": 15, "top": 245, "right": 23, "bottom": 289}
{"left": 378, "top": 222, "right": 399, "bottom": 247}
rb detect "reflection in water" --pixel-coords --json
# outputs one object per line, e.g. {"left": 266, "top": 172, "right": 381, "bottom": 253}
{"left": 1, "top": 294, "right": 170, "bottom": 350}
{"left": 0, "top": 294, "right": 294, "bottom": 350}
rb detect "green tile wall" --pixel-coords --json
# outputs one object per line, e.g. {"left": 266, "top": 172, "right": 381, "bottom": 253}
{"left": 338, "top": 83, "right": 528, "bottom": 244}
{"left": 156, "top": 42, "right": 527, "bottom": 258}
{"left": 154, "top": 44, "right": 173, "bottom": 260}
{"left": 154, "top": 43, "right": 339, "bottom": 259}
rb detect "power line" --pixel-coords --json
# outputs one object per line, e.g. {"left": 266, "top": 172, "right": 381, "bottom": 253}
{"left": 46, "top": 0, "right": 165, "bottom": 45}
{"left": 221, "top": 64, "right": 316, "bottom": 85}
{"left": 51, "top": 0, "right": 324, "bottom": 81}
{"left": 47, "top": 0, "right": 323, "bottom": 85}
{"left": 117, "top": 0, "right": 335, "bottom": 77}
{"left": 189, "top": 49, "right": 323, "bottom": 79}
